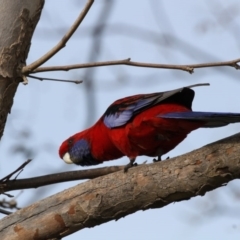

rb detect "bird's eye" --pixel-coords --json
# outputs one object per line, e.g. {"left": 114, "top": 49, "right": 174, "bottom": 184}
{"left": 68, "top": 138, "right": 73, "bottom": 146}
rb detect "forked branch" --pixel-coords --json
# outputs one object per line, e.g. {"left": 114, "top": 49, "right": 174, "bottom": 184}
{"left": 23, "top": 0, "right": 94, "bottom": 74}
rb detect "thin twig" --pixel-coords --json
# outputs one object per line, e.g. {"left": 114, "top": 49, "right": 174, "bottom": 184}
{"left": 29, "top": 57, "right": 240, "bottom": 74}
{"left": 0, "top": 208, "right": 12, "bottom": 215}
{"left": 0, "top": 198, "right": 21, "bottom": 210}
{"left": 28, "top": 75, "right": 83, "bottom": 84}
{"left": 0, "top": 160, "right": 32, "bottom": 183}
{"left": 0, "top": 191, "right": 23, "bottom": 215}
{"left": 23, "top": 0, "right": 94, "bottom": 74}
{"left": 2, "top": 193, "right": 13, "bottom": 198}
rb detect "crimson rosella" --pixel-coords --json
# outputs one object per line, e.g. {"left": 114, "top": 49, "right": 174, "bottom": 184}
{"left": 59, "top": 83, "right": 240, "bottom": 171}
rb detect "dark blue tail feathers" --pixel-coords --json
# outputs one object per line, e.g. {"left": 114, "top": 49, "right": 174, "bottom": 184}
{"left": 159, "top": 111, "right": 240, "bottom": 128}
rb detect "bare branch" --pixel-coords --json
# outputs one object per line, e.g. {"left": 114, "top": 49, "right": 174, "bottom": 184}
{"left": 29, "top": 57, "right": 240, "bottom": 74}
{"left": 0, "top": 192, "right": 22, "bottom": 215}
{"left": 22, "top": 0, "right": 94, "bottom": 74}
{"left": 1, "top": 161, "right": 147, "bottom": 193}
{"left": 0, "top": 208, "right": 12, "bottom": 215}
{"left": 1, "top": 132, "right": 240, "bottom": 239}
{"left": 28, "top": 75, "right": 83, "bottom": 84}
{"left": 0, "top": 160, "right": 32, "bottom": 183}
{"left": 1, "top": 165, "right": 124, "bottom": 192}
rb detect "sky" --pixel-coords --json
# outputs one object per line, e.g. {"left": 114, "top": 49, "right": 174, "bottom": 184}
{"left": 1, "top": 0, "right": 240, "bottom": 239}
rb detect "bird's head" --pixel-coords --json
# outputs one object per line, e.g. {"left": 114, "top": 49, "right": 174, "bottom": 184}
{"left": 59, "top": 136, "right": 74, "bottom": 164}
{"left": 59, "top": 131, "right": 100, "bottom": 166}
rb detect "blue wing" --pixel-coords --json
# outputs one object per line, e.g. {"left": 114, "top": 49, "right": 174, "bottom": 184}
{"left": 159, "top": 111, "right": 240, "bottom": 127}
{"left": 103, "top": 83, "right": 209, "bottom": 128}
{"left": 103, "top": 95, "right": 160, "bottom": 128}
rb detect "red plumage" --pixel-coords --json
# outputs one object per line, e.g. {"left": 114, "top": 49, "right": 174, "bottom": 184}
{"left": 107, "top": 103, "right": 203, "bottom": 159}
{"left": 59, "top": 83, "right": 240, "bottom": 170}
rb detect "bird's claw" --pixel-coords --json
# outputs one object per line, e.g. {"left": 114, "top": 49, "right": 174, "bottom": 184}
{"left": 153, "top": 156, "right": 170, "bottom": 163}
{"left": 153, "top": 156, "right": 161, "bottom": 162}
{"left": 124, "top": 162, "right": 138, "bottom": 172}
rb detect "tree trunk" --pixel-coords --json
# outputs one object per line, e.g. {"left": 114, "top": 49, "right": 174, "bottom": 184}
{"left": 0, "top": 0, "right": 44, "bottom": 139}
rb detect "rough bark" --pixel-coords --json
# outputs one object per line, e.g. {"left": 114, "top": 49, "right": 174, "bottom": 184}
{"left": 0, "top": 0, "right": 44, "bottom": 139}
{"left": 1, "top": 133, "right": 240, "bottom": 240}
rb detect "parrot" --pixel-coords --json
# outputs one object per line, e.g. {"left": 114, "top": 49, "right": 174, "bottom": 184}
{"left": 59, "top": 83, "right": 240, "bottom": 171}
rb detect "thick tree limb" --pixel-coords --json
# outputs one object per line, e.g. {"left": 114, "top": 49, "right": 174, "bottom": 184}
{"left": 29, "top": 57, "right": 240, "bottom": 74}
{"left": 1, "top": 132, "right": 240, "bottom": 239}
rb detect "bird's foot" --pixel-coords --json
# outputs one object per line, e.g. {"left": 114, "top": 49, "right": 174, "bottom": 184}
{"left": 153, "top": 155, "right": 162, "bottom": 162}
{"left": 124, "top": 162, "right": 138, "bottom": 173}
{"left": 153, "top": 156, "right": 169, "bottom": 163}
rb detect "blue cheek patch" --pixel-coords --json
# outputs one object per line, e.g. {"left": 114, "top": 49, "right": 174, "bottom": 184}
{"left": 70, "top": 139, "right": 90, "bottom": 158}
{"left": 69, "top": 139, "right": 101, "bottom": 166}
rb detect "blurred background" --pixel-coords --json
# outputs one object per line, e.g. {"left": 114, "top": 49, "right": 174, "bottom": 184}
{"left": 1, "top": 0, "right": 240, "bottom": 239}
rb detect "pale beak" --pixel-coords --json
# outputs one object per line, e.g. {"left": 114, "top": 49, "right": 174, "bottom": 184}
{"left": 62, "top": 152, "right": 73, "bottom": 164}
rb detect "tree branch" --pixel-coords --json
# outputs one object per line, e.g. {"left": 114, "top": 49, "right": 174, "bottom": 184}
{"left": 0, "top": 160, "right": 32, "bottom": 183}
{"left": 0, "top": 195, "right": 21, "bottom": 215}
{"left": 27, "top": 74, "right": 83, "bottom": 84}
{"left": 0, "top": 208, "right": 12, "bottom": 215}
{"left": 1, "top": 166, "right": 124, "bottom": 192}
{"left": 1, "top": 132, "right": 240, "bottom": 239}
{"left": 22, "top": 0, "right": 94, "bottom": 74}
{"left": 27, "top": 57, "right": 240, "bottom": 74}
